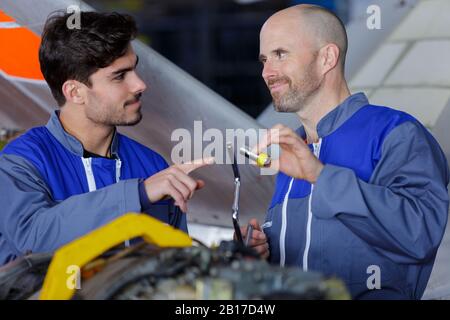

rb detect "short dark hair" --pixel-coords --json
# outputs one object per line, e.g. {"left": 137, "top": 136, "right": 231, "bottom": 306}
{"left": 39, "top": 11, "right": 137, "bottom": 106}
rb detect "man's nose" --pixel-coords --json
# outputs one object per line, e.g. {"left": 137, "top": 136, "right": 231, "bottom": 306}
{"left": 131, "top": 72, "right": 147, "bottom": 94}
{"left": 262, "top": 61, "right": 278, "bottom": 83}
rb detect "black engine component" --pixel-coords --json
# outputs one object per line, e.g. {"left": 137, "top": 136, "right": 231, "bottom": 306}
{"left": 0, "top": 253, "right": 52, "bottom": 300}
{"left": 73, "top": 241, "right": 349, "bottom": 300}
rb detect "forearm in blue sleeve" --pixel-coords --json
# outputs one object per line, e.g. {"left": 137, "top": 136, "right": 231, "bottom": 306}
{"left": 311, "top": 121, "right": 449, "bottom": 263}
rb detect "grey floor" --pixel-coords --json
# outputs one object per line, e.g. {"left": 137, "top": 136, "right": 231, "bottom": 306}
{"left": 423, "top": 211, "right": 450, "bottom": 300}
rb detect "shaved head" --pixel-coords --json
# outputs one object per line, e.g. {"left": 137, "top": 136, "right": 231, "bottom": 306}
{"left": 299, "top": 5, "right": 348, "bottom": 69}
{"left": 263, "top": 4, "right": 348, "bottom": 71}
{"left": 259, "top": 4, "right": 349, "bottom": 114}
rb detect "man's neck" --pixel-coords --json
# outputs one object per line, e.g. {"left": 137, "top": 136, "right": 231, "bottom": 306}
{"left": 297, "top": 81, "right": 350, "bottom": 144}
{"left": 59, "top": 105, "right": 115, "bottom": 158}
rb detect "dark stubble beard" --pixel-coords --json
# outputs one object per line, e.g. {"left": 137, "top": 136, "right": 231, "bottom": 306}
{"left": 272, "top": 62, "right": 322, "bottom": 113}
{"left": 89, "top": 93, "right": 143, "bottom": 127}
{"left": 117, "top": 110, "right": 142, "bottom": 126}
{"left": 119, "top": 92, "right": 143, "bottom": 126}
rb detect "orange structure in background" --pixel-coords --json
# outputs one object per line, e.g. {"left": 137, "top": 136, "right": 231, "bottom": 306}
{"left": 0, "top": 10, "right": 44, "bottom": 80}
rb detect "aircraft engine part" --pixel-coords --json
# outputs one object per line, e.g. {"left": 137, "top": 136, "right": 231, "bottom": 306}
{"left": 73, "top": 241, "right": 350, "bottom": 300}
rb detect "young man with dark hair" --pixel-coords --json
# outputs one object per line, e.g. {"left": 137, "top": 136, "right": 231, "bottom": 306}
{"left": 0, "top": 12, "right": 210, "bottom": 266}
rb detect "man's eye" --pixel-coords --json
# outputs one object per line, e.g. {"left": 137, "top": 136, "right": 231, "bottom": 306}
{"left": 114, "top": 73, "right": 125, "bottom": 81}
{"left": 276, "top": 51, "right": 286, "bottom": 59}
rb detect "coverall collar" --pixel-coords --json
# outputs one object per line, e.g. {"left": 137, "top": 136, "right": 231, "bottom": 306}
{"left": 45, "top": 110, "right": 120, "bottom": 158}
{"left": 297, "top": 92, "right": 369, "bottom": 141}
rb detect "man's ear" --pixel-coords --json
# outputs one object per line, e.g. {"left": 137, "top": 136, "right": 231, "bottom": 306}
{"left": 61, "top": 80, "right": 85, "bottom": 105}
{"left": 319, "top": 43, "right": 340, "bottom": 75}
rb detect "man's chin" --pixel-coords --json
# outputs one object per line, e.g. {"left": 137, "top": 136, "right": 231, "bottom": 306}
{"left": 117, "top": 112, "right": 143, "bottom": 126}
{"left": 273, "top": 101, "right": 291, "bottom": 113}
{"left": 271, "top": 94, "right": 288, "bottom": 112}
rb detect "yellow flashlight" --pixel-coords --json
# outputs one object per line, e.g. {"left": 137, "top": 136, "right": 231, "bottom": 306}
{"left": 239, "top": 147, "right": 271, "bottom": 168}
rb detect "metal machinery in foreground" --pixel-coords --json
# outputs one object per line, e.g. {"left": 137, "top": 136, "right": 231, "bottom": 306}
{"left": 0, "top": 213, "right": 350, "bottom": 300}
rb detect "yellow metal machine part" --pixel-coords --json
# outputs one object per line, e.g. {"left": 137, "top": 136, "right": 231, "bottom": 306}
{"left": 39, "top": 213, "right": 192, "bottom": 300}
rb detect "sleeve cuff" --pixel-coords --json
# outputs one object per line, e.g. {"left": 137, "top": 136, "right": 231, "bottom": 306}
{"left": 138, "top": 179, "right": 152, "bottom": 212}
{"left": 121, "top": 179, "right": 142, "bottom": 213}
